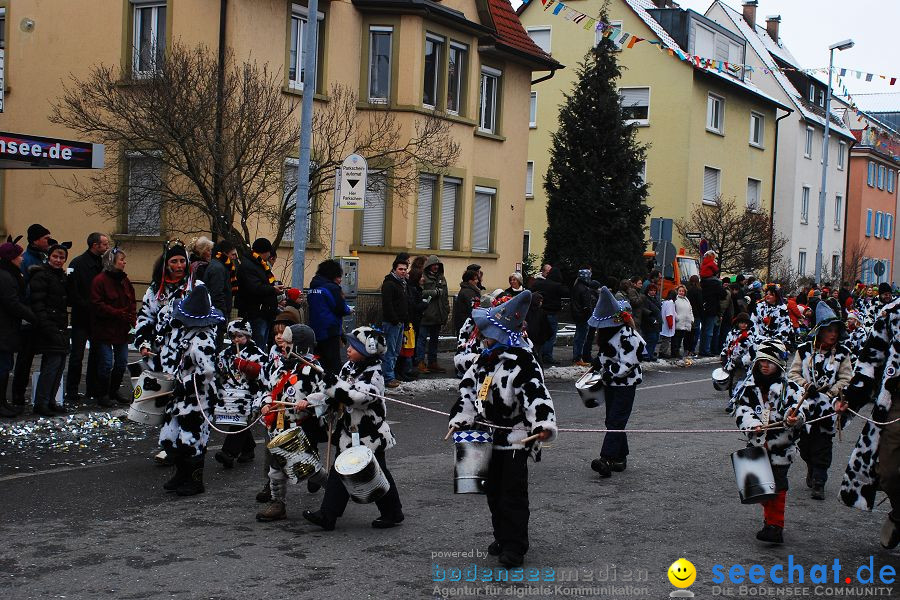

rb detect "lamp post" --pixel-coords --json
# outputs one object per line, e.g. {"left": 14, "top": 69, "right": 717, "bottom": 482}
{"left": 815, "top": 38, "right": 854, "bottom": 285}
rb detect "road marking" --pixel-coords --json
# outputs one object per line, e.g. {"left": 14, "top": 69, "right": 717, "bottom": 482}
{"left": 547, "top": 377, "right": 711, "bottom": 394}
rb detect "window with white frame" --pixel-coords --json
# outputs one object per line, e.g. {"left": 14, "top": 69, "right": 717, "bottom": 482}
{"left": 804, "top": 126, "right": 814, "bottom": 158}
{"left": 707, "top": 94, "right": 724, "bottom": 134}
{"left": 447, "top": 42, "right": 467, "bottom": 115}
{"left": 368, "top": 26, "right": 392, "bottom": 103}
{"left": 798, "top": 250, "right": 807, "bottom": 276}
{"left": 749, "top": 112, "right": 764, "bottom": 147}
{"left": 800, "top": 186, "right": 810, "bottom": 224}
{"left": 620, "top": 88, "right": 650, "bottom": 125}
{"left": 416, "top": 174, "right": 436, "bottom": 249}
{"left": 479, "top": 66, "right": 500, "bottom": 134}
{"left": 126, "top": 154, "right": 163, "bottom": 236}
{"left": 526, "top": 26, "right": 551, "bottom": 55}
{"left": 472, "top": 187, "right": 495, "bottom": 253}
{"left": 132, "top": 1, "right": 166, "bottom": 76}
{"left": 288, "top": 5, "right": 323, "bottom": 91}
{"left": 529, "top": 91, "right": 537, "bottom": 128}
{"left": 834, "top": 194, "right": 842, "bottom": 230}
{"left": 639, "top": 161, "right": 647, "bottom": 184}
{"left": 837, "top": 140, "right": 846, "bottom": 170}
{"left": 702, "top": 166, "right": 720, "bottom": 205}
{"left": 423, "top": 34, "right": 444, "bottom": 108}
{"left": 866, "top": 209, "right": 873, "bottom": 236}
{"left": 439, "top": 178, "right": 460, "bottom": 251}
{"left": 809, "top": 85, "right": 815, "bottom": 103}
{"left": 868, "top": 161, "right": 876, "bottom": 187}
{"left": 522, "top": 231, "right": 531, "bottom": 262}
{"left": 595, "top": 20, "right": 624, "bottom": 50}
{"left": 878, "top": 165, "right": 886, "bottom": 190}
{"left": 818, "top": 89, "right": 825, "bottom": 107}
{"left": 525, "top": 161, "right": 534, "bottom": 198}
{"left": 746, "top": 178, "right": 761, "bottom": 211}
{"left": 282, "top": 159, "right": 313, "bottom": 242}
{"left": 886, "top": 214, "right": 894, "bottom": 240}
{"left": 875, "top": 211, "right": 883, "bottom": 238}
{"left": 691, "top": 21, "right": 743, "bottom": 78}
{"left": 889, "top": 169, "right": 896, "bottom": 194}
{"left": 360, "top": 172, "right": 386, "bottom": 246}
{"left": 832, "top": 254, "right": 841, "bottom": 278}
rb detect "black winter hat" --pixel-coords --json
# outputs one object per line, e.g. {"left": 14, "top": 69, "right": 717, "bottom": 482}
{"left": 283, "top": 324, "right": 317, "bottom": 355}
{"left": 879, "top": 282, "right": 893, "bottom": 295}
{"left": 27, "top": 223, "right": 51, "bottom": 243}
{"left": 251, "top": 238, "right": 273, "bottom": 255}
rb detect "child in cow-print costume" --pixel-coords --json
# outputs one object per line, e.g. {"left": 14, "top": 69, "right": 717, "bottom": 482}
{"left": 213, "top": 319, "right": 267, "bottom": 470}
{"left": 449, "top": 290, "right": 557, "bottom": 568}
{"left": 720, "top": 313, "right": 756, "bottom": 409}
{"left": 836, "top": 295, "right": 900, "bottom": 549}
{"left": 159, "top": 284, "right": 225, "bottom": 497}
{"left": 788, "top": 302, "right": 852, "bottom": 501}
{"left": 582, "top": 286, "right": 645, "bottom": 479}
{"left": 751, "top": 285, "right": 794, "bottom": 349}
{"left": 845, "top": 310, "right": 869, "bottom": 359}
{"left": 303, "top": 326, "right": 405, "bottom": 532}
{"left": 255, "top": 324, "right": 328, "bottom": 522}
{"left": 734, "top": 339, "right": 809, "bottom": 545}
{"left": 454, "top": 293, "right": 533, "bottom": 379}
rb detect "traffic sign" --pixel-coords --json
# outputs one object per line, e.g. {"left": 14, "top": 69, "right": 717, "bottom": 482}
{"left": 874, "top": 261, "right": 886, "bottom": 277}
{"left": 685, "top": 232, "right": 702, "bottom": 240}
{"left": 339, "top": 154, "right": 368, "bottom": 209}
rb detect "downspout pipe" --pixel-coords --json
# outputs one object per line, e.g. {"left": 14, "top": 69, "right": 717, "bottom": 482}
{"left": 767, "top": 109, "right": 793, "bottom": 276}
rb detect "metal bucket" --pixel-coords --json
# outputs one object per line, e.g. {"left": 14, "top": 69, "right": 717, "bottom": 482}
{"left": 731, "top": 446, "right": 777, "bottom": 504}
{"left": 575, "top": 370, "right": 606, "bottom": 408}
{"left": 712, "top": 368, "right": 731, "bottom": 392}
{"left": 334, "top": 445, "right": 389, "bottom": 504}
{"left": 127, "top": 371, "right": 175, "bottom": 425}
{"left": 267, "top": 427, "right": 324, "bottom": 485}
{"left": 453, "top": 430, "right": 493, "bottom": 494}
{"left": 215, "top": 387, "right": 252, "bottom": 426}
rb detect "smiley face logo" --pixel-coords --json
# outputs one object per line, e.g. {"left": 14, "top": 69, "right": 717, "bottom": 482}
{"left": 668, "top": 558, "right": 696, "bottom": 589}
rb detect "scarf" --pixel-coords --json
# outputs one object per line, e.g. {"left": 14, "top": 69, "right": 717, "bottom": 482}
{"left": 728, "top": 330, "right": 750, "bottom": 354}
{"left": 215, "top": 252, "right": 239, "bottom": 295}
{"left": 251, "top": 252, "right": 276, "bottom": 285}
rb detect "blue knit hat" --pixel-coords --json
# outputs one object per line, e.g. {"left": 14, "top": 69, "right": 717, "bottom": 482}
{"left": 173, "top": 283, "right": 225, "bottom": 328}
{"left": 588, "top": 286, "right": 631, "bottom": 329}
{"left": 809, "top": 301, "right": 842, "bottom": 338}
{"left": 472, "top": 290, "right": 531, "bottom": 347}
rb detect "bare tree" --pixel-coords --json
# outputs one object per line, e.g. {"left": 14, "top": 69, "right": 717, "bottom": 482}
{"left": 842, "top": 239, "right": 870, "bottom": 284}
{"left": 51, "top": 42, "right": 459, "bottom": 249}
{"left": 675, "top": 195, "right": 787, "bottom": 276}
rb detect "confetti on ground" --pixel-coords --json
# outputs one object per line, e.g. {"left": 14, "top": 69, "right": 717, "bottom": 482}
{"left": 0, "top": 412, "right": 149, "bottom": 455}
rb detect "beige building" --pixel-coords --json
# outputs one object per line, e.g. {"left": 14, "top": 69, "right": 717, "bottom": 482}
{"left": 0, "top": 0, "right": 558, "bottom": 291}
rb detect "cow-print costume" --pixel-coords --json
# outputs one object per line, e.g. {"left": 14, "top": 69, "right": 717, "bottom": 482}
{"left": 159, "top": 327, "right": 219, "bottom": 458}
{"left": 322, "top": 359, "right": 395, "bottom": 453}
{"left": 261, "top": 353, "right": 328, "bottom": 433}
{"left": 855, "top": 297, "right": 881, "bottom": 329}
{"left": 788, "top": 340, "right": 853, "bottom": 433}
{"left": 846, "top": 324, "right": 870, "bottom": 359}
{"left": 720, "top": 329, "right": 756, "bottom": 373}
{"left": 751, "top": 302, "right": 794, "bottom": 348}
{"left": 841, "top": 297, "right": 900, "bottom": 510}
{"left": 734, "top": 377, "right": 809, "bottom": 467}
{"left": 134, "top": 279, "right": 192, "bottom": 375}
{"left": 590, "top": 326, "right": 646, "bottom": 387}
{"left": 454, "top": 317, "right": 482, "bottom": 380}
{"left": 450, "top": 345, "right": 557, "bottom": 461}
{"left": 216, "top": 327, "right": 268, "bottom": 423}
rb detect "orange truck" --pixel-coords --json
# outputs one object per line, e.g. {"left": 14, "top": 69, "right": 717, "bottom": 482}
{"left": 643, "top": 246, "right": 700, "bottom": 298}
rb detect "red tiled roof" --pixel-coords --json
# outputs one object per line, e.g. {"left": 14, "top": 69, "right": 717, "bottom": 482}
{"left": 486, "top": 0, "right": 559, "bottom": 68}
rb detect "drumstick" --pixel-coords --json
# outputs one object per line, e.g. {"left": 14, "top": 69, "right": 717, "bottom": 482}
{"left": 521, "top": 433, "right": 544, "bottom": 444}
{"left": 444, "top": 426, "right": 457, "bottom": 441}
{"left": 288, "top": 352, "right": 325, "bottom": 374}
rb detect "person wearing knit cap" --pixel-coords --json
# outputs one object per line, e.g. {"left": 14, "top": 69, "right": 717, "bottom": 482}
{"left": 733, "top": 338, "right": 809, "bottom": 545}
{"left": 237, "top": 238, "right": 284, "bottom": 351}
{"left": 719, "top": 312, "right": 756, "bottom": 410}
{"left": 448, "top": 291, "right": 557, "bottom": 567}
{"left": 307, "top": 259, "right": 352, "bottom": 375}
{"left": 845, "top": 310, "right": 869, "bottom": 358}
{"left": 0, "top": 237, "right": 36, "bottom": 418}
{"left": 751, "top": 284, "right": 793, "bottom": 349}
{"left": 90, "top": 246, "right": 136, "bottom": 409}
{"left": 21, "top": 224, "right": 51, "bottom": 281}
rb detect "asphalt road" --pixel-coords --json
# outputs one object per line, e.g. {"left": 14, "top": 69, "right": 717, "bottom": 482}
{"left": 1, "top": 363, "right": 898, "bottom": 599}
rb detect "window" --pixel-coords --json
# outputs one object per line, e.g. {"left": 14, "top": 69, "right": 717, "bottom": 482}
{"left": 834, "top": 195, "right": 842, "bottom": 230}
{"left": 878, "top": 165, "right": 886, "bottom": 190}
{"left": 526, "top": 27, "right": 551, "bottom": 54}
{"left": 809, "top": 85, "right": 815, "bottom": 103}
{"left": 866, "top": 209, "right": 873, "bottom": 237}
{"left": 368, "top": 26, "right": 392, "bottom": 103}
{"left": 875, "top": 211, "right": 883, "bottom": 238}
{"left": 837, "top": 141, "right": 846, "bottom": 170}
{"left": 423, "top": 34, "right": 443, "bottom": 108}
{"left": 524, "top": 161, "right": 535, "bottom": 198}
{"left": 749, "top": 112, "right": 764, "bottom": 147}
{"left": 620, "top": 88, "right": 650, "bottom": 125}
{"left": 282, "top": 160, "right": 313, "bottom": 242}
{"left": 890, "top": 169, "right": 896, "bottom": 194}
{"left": 703, "top": 166, "right": 720, "bottom": 205}
{"left": 800, "top": 186, "right": 810, "bottom": 224}
{"left": 360, "top": 172, "right": 386, "bottom": 246}
{"left": 126, "top": 155, "right": 162, "bottom": 236}
{"left": 523, "top": 231, "right": 531, "bottom": 262}
{"left": 691, "top": 21, "right": 743, "bottom": 78}
{"left": 639, "top": 161, "right": 647, "bottom": 184}
{"left": 798, "top": 250, "right": 807, "bottom": 276}
{"left": 447, "top": 43, "right": 467, "bottom": 115}
{"left": 416, "top": 174, "right": 436, "bottom": 249}
{"left": 706, "top": 94, "right": 724, "bottom": 134}
{"left": 479, "top": 66, "right": 500, "bottom": 134}
{"left": 886, "top": 214, "right": 894, "bottom": 240}
{"left": 132, "top": 2, "right": 166, "bottom": 76}
{"left": 804, "top": 126, "right": 814, "bottom": 158}
{"left": 868, "top": 161, "right": 876, "bottom": 186}
{"left": 746, "top": 178, "right": 761, "bottom": 211}
{"left": 472, "top": 187, "right": 494, "bottom": 253}
{"left": 832, "top": 254, "right": 841, "bottom": 278}
{"left": 596, "top": 20, "right": 624, "bottom": 50}
{"left": 439, "top": 178, "right": 460, "bottom": 251}
{"left": 818, "top": 89, "right": 825, "bottom": 107}
{"left": 529, "top": 91, "right": 537, "bottom": 128}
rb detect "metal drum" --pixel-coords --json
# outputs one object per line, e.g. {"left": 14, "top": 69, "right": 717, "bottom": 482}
{"left": 267, "top": 427, "right": 325, "bottom": 485}
{"left": 453, "top": 430, "right": 492, "bottom": 494}
{"left": 127, "top": 371, "right": 176, "bottom": 425}
{"left": 575, "top": 370, "right": 606, "bottom": 408}
{"left": 334, "top": 445, "right": 390, "bottom": 504}
{"left": 731, "top": 446, "right": 777, "bottom": 504}
{"left": 215, "top": 387, "right": 252, "bottom": 426}
{"left": 712, "top": 368, "right": 731, "bottom": 392}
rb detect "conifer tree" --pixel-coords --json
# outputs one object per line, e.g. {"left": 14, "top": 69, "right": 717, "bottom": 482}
{"left": 543, "top": 22, "right": 650, "bottom": 281}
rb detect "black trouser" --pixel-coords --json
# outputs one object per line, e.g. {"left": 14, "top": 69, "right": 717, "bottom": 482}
{"left": 66, "top": 324, "right": 100, "bottom": 398}
{"left": 798, "top": 425, "right": 833, "bottom": 484}
{"left": 671, "top": 330, "right": 689, "bottom": 357}
{"left": 12, "top": 332, "right": 36, "bottom": 401}
{"left": 319, "top": 449, "right": 403, "bottom": 523}
{"left": 316, "top": 336, "right": 342, "bottom": 376}
{"left": 220, "top": 425, "right": 256, "bottom": 457}
{"left": 486, "top": 449, "right": 530, "bottom": 556}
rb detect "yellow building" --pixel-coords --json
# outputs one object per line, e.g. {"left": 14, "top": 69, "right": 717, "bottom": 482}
{"left": 0, "top": 0, "right": 558, "bottom": 291}
{"left": 518, "top": 0, "right": 788, "bottom": 261}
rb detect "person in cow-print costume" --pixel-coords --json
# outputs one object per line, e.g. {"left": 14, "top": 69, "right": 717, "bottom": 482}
{"left": 159, "top": 283, "right": 224, "bottom": 496}
{"left": 751, "top": 284, "right": 793, "bottom": 349}
{"left": 845, "top": 310, "right": 869, "bottom": 360}
{"left": 449, "top": 290, "right": 557, "bottom": 568}
{"left": 720, "top": 312, "right": 756, "bottom": 411}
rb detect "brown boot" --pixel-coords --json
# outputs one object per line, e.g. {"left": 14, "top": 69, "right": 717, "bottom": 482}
{"left": 416, "top": 361, "right": 430, "bottom": 374}
{"left": 428, "top": 362, "right": 445, "bottom": 373}
{"left": 256, "top": 500, "right": 287, "bottom": 522}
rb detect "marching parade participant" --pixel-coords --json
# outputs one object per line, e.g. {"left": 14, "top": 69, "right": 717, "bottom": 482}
{"left": 159, "top": 283, "right": 225, "bottom": 496}
{"left": 448, "top": 290, "right": 557, "bottom": 568}
{"left": 303, "top": 326, "right": 405, "bottom": 532}
{"left": 788, "top": 302, "right": 852, "bottom": 500}
{"left": 845, "top": 310, "right": 869, "bottom": 359}
{"left": 733, "top": 339, "right": 808, "bottom": 545}
{"left": 719, "top": 312, "right": 756, "bottom": 411}
{"left": 213, "top": 319, "right": 267, "bottom": 470}
{"left": 751, "top": 284, "right": 793, "bottom": 349}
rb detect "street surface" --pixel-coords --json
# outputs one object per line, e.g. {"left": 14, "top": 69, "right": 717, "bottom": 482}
{"left": 1, "top": 363, "right": 898, "bottom": 599}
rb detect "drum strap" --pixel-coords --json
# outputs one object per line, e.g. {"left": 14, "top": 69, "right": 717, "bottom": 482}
{"left": 476, "top": 375, "right": 492, "bottom": 416}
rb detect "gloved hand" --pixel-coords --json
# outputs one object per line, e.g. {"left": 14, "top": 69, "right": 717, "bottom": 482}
{"left": 234, "top": 358, "right": 262, "bottom": 379}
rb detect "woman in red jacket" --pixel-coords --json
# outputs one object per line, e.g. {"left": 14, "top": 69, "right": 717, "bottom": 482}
{"left": 90, "top": 247, "right": 137, "bottom": 407}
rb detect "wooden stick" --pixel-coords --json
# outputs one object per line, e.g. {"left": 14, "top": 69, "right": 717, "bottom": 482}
{"left": 288, "top": 351, "right": 325, "bottom": 374}
{"left": 521, "top": 433, "right": 544, "bottom": 444}
{"left": 444, "top": 426, "right": 457, "bottom": 441}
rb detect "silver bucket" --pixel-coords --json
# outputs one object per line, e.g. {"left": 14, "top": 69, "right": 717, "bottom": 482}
{"left": 334, "top": 445, "right": 390, "bottom": 504}
{"left": 453, "top": 430, "right": 493, "bottom": 494}
{"left": 127, "top": 371, "right": 175, "bottom": 426}
{"left": 215, "top": 387, "right": 252, "bottom": 426}
{"left": 712, "top": 368, "right": 730, "bottom": 391}
{"left": 575, "top": 371, "right": 606, "bottom": 408}
{"left": 731, "top": 446, "right": 777, "bottom": 504}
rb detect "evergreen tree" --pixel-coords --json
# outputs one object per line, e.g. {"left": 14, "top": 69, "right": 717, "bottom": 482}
{"left": 543, "top": 22, "right": 650, "bottom": 282}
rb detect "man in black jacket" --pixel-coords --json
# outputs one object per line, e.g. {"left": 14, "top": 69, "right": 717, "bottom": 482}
{"left": 381, "top": 258, "right": 409, "bottom": 388}
{"left": 453, "top": 270, "right": 481, "bottom": 334}
{"left": 237, "top": 238, "right": 284, "bottom": 349}
{"left": 205, "top": 239, "right": 237, "bottom": 348}
{"left": 529, "top": 264, "right": 567, "bottom": 365}
{"left": 571, "top": 266, "right": 598, "bottom": 366}
{"left": 65, "top": 232, "right": 109, "bottom": 403}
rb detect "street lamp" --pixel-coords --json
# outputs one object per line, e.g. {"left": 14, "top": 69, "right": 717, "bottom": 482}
{"left": 815, "top": 38, "right": 854, "bottom": 284}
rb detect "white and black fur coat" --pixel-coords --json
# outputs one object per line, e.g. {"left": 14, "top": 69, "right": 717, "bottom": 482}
{"left": 788, "top": 340, "right": 852, "bottom": 434}
{"left": 751, "top": 302, "right": 793, "bottom": 346}
{"left": 216, "top": 340, "right": 267, "bottom": 421}
{"left": 134, "top": 280, "right": 192, "bottom": 375}
{"left": 323, "top": 359, "right": 395, "bottom": 453}
{"left": 450, "top": 345, "right": 557, "bottom": 461}
{"left": 720, "top": 329, "right": 755, "bottom": 373}
{"left": 734, "top": 377, "right": 808, "bottom": 466}
{"left": 454, "top": 317, "right": 482, "bottom": 379}
{"left": 590, "top": 326, "right": 645, "bottom": 387}
{"left": 259, "top": 347, "right": 327, "bottom": 431}
{"left": 846, "top": 325, "right": 870, "bottom": 358}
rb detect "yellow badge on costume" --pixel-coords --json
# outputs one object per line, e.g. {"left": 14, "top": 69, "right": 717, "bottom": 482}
{"left": 478, "top": 376, "right": 493, "bottom": 403}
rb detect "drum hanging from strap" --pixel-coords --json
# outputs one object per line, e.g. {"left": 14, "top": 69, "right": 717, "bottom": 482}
{"left": 334, "top": 445, "right": 390, "bottom": 504}
{"left": 575, "top": 370, "right": 606, "bottom": 408}
{"left": 215, "top": 387, "right": 253, "bottom": 426}
{"left": 267, "top": 427, "right": 325, "bottom": 485}
{"left": 731, "top": 445, "right": 777, "bottom": 504}
{"left": 453, "top": 430, "right": 492, "bottom": 494}
{"left": 712, "top": 368, "right": 731, "bottom": 392}
{"left": 127, "top": 371, "right": 176, "bottom": 425}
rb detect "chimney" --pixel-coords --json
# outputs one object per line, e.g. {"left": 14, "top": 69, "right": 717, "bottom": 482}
{"left": 653, "top": 0, "right": 666, "bottom": 7}
{"left": 765, "top": 15, "right": 781, "bottom": 42}
{"left": 742, "top": 1, "right": 757, "bottom": 27}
